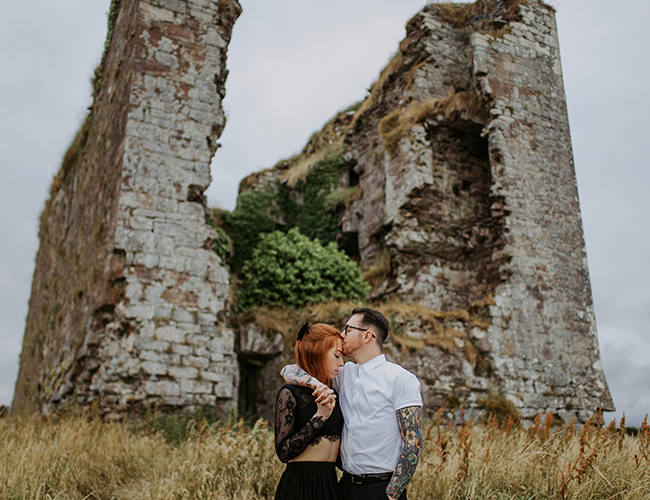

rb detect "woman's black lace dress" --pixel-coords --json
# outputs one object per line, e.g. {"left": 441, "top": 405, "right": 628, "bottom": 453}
{"left": 274, "top": 384, "right": 344, "bottom": 500}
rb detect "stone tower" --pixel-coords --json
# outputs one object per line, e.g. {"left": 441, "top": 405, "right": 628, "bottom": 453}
{"left": 236, "top": 0, "right": 614, "bottom": 422}
{"left": 341, "top": 1, "right": 615, "bottom": 422}
{"left": 13, "top": 0, "right": 241, "bottom": 418}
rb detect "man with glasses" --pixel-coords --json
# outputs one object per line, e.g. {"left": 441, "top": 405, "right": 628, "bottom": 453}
{"left": 281, "top": 307, "right": 423, "bottom": 500}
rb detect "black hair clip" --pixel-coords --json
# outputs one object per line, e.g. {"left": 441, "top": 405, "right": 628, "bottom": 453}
{"left": 297, "top": 322, "right": 310, "bottom": 341}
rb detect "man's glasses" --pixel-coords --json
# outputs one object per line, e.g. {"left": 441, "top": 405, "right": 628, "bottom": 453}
{"left": 342, "top": 324, "right": 367, "bottom": 336}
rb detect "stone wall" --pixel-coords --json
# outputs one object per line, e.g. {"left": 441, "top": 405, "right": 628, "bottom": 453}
{"left": 13, "top": 0, "right": 241, "bottom": 418}
{"left": 236, "top": 0, "right": 613, "bottom": 423}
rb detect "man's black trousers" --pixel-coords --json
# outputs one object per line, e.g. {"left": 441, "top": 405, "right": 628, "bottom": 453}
{"left": 339, "top": 475, "right": 407, "bottom": 500}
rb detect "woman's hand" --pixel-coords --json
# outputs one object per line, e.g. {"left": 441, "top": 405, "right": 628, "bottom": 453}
{"left": 312, "top": 384, "right": 336, "bottom": 407}
{"left": 315, "top": 392, "right": 335, "bottom": 420}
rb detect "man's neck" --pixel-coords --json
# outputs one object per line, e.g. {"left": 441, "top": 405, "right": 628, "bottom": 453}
{"left": 352, "top": 349, "right": 382, "bottom": 366}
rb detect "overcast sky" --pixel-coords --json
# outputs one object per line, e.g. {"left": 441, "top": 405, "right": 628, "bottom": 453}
{"left": 1, "top": 0, "right": 648, "bottom": 425}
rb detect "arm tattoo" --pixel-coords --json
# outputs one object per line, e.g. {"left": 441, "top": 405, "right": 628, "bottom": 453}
{"left": 281, "top": 364, "right": 324, "bottom": 391}
{"left": 386, "top": 406, "right": 423, "bottom": 500}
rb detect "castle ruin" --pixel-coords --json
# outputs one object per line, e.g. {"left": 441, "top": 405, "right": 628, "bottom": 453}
{"left": 13, "top": 0, "right": 614, "bottom": 423}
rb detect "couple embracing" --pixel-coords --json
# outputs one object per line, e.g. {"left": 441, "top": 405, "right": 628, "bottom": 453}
{"left": 274, "top": 307, "right": 423, "bottom": 500}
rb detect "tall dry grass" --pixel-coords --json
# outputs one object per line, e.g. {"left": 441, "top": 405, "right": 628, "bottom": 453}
{"left": 0, "top": 415, "right": 282, "bottom": 499}
{"left": 411, "top": 412, "right": 650, "bottom": 499}
{"left": 1, "top": 412, "right": 649, "bottom": 499}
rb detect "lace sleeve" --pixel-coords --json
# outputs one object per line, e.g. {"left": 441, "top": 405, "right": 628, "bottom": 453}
{"left": 275, "top": 387, "right": 326, "bottom": 463}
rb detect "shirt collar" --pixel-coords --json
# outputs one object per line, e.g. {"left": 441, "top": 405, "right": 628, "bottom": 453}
{"left": 359, "top": 354, "right": 386, "bottom": 373}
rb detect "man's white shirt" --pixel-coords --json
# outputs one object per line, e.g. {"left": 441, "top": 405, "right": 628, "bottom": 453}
{"left": 333, "top": 354, "right": 422, "bottom": 474}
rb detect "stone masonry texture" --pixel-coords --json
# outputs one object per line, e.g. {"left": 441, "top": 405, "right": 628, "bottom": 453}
{"left": 237, "top": 0, "right": 614, "bottom": 423}
{"left": 13, "top": 0, "right": 241, "bottom": 418}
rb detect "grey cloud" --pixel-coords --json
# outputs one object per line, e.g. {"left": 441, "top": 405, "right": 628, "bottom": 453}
{"left": 602, "top": 341, "right": 650, "bottom": 426}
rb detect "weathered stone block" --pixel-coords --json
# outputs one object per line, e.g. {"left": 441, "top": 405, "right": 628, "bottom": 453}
{"left": 145, "top": 380, "right": 181, "bottom": 397}
{"left": 155, "top": 325, "right": 186, "bottom": 343}
{"left": 215, "top": 381, "right": 233, "bottom": 398}
{"left": 168, "top": 366, "right": 199, "bottom": 379}
{"left": 183, "top": 355, "right": 209, "bottom": 369}
{"left": 180, "top": 379, "right": 212, "bottom": 394}
{"left": 171, "top": 344, "right": 192, "bottom": 355}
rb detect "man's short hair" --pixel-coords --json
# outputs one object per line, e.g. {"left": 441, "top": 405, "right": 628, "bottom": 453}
{"left": 352, "top": 307, "right": 389, "bottom": 346}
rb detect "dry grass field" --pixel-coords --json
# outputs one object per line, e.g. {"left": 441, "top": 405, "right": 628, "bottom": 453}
{"left": 1, "top": 411, "right": 648, "bottom": 500}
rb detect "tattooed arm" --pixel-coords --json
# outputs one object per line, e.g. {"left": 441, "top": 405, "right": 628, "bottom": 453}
{"left": 386, "top": 406, "right": 423, "bottom": 500}
{"left": 281, "top": 364, "right": 324, "bottom": 390}
{"left": 280, "top": 364, "right": 335, "bottom": 405}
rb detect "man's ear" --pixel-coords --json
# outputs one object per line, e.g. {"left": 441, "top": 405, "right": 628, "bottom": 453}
{"left": 364, "top": 330, "right": 377, "bottom": 344}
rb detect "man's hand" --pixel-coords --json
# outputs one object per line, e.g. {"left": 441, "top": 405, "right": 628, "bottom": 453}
{"left": 281, "top": 364, "right": 335, "bottom": 408}
{"left": 385, "top": 406, "right": 423, "bottom": 500}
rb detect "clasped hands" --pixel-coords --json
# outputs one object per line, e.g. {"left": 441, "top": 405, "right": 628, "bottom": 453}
{"left": 312, "top": 383, "right": 336, "bottom": 411}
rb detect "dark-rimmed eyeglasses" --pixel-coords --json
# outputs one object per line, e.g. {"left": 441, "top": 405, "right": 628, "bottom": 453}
{"left": 342, "top": 324, "right": 367, "bottom": 336}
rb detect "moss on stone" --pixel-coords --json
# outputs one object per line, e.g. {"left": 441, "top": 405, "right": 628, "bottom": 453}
{"left": 92, "top": 0, "right": 122, "bottom": 97}
{"left": 288, "top": 153, "right": 346, "bottom": 244}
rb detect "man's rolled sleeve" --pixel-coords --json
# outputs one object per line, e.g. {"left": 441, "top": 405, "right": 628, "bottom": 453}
{"left": 392, "top": 371, "right": 422, "bottom": 410}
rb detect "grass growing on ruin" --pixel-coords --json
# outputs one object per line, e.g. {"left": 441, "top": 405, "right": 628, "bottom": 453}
{"left": 429, "top": 0, "right": 555, "bottom": 34}
{"left": 282, "top": 144, "right": 347, "bottom": 188}
{"left": 1, "top": 411, "right": 648, "bottom": 499}
{"left": 379, "top": 90, "right": 487, "bottom": 156}
{"left": 92, "top": 0, "right": 122, "bottom": 96}
{"left": 233, "top": 298, "right": 494, "bottom": 359}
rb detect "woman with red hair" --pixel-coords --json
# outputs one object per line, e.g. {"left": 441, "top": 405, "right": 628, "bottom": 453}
{"left": 274, "top": 323, "right": 345, "bottom": 500}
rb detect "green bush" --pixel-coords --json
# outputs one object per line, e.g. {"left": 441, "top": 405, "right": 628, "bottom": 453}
{"left": 221, "top": 151, "right": 349, "bottom": 276}
{"left": 238, "top": 228, "right": 370, "bottom": 309}
{"left": 223, "top": 189, "right": 279, "bottom": 272}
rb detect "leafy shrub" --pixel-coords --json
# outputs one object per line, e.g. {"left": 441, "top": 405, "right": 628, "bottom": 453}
{"left": 223, "top": 188, "right": 279, "bottom": 272}
{"left": 238, "top": 228, "right": 370, "bottom": 309}
{"left": 219, "top": 148, "right": 350, "bottom": 280}
{"left": 222, "top": 152, "right": 349, "bottom": 276}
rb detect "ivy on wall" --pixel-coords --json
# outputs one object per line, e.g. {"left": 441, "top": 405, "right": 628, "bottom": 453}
{"left": 283, "top": 154, "right": 344, "bottom": 244}
{"left": 214, "top": 150, "right": 367, "bottom": 309}
{"left": 222, "top": 152, "right": 348, "bottom": 273}
{"left": 222, "top": 189, "right": 279, "bottom": 273}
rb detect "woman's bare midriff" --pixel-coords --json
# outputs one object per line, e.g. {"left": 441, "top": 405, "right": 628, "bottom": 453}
{"left": 291, "top": 436, "right": 340, "bottom": 463}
